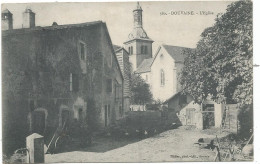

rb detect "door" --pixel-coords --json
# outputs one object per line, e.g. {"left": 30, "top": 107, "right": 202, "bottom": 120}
{"left": 104, "top": 105, "right": 110, "bottom": 127}
{"left": 186, "top": 108, "right": 195, "bottom": 125}
{"left": 32, "top": 111, "right": 45, "bottom": 135}
{"left": 105, "top": 105, "right": 108, "bottom": 127}
{"left": 202, "top": 104, "right": 215, "bottom": 129}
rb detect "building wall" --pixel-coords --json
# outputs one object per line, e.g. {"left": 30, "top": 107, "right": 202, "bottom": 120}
{"left": 166, "top": 95, "right": 201, "bottom": 128}
{"left": 2, "top": 22, "right": 123, "bottom": 155}
{"left": 150, "top": 48, "right": 175, "bottom": 101}
{"left": 99, "top": 24, "right": 124, "bottom": 126}
{"left": 202, "top": 100, "right": 225, "bottom": 128}
{"left": 124, "top": 40, "right": 152, "bottom": 71}
{"left": 167, "top": 96, "right": 225, "bottom": 130}
{"left": 115, "top": 49, "right": 131, "bottom": 115}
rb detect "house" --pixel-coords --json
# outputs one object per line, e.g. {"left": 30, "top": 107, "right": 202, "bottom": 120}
{"left": 163, "top": 93, "right": 225, "bottom": 130}
{"left": 2, "top": 8, "right": 124, "bottom": 155}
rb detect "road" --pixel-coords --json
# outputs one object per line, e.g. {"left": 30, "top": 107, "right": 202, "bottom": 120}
{"left": 46, "top": 126, "right": 224, "bottom": 162}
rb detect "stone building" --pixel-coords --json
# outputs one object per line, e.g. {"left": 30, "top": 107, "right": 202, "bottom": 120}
{"left": 2, "top": 9, "right": 124, "bottom": 155}
{"left": 163, "top": 93, "right": 225, "bottom": 130}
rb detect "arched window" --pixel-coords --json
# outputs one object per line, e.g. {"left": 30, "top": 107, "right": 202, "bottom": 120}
{"left": 160, "top": 69, "right": 165, "bottom": 86}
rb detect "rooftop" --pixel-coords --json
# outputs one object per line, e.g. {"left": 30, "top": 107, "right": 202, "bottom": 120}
{"left": 161, "top": 44, "right": 192, "bottom": 62}
{"left": 135, "top": 58, "right": 153, "bottom": 73}
{"left": 2, "top": 21, "right": 103, "bottom": 36}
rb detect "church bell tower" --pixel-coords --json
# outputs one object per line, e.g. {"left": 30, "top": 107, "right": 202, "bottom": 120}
{"left": 124, "top": 2, "right": 153, "bottom": 71}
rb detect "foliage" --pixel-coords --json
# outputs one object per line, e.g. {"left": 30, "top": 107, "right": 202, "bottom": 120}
{"left": 179, "top": 0, "right": 253, "bottom": 106}
{"left": 130, "top": 72, "right": 153, "bottom": 105}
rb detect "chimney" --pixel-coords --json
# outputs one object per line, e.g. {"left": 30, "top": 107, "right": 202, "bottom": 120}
{"left": 1, "top": 9, "right": 13, "bottom": 30}
{"left": 23, "top": 8, "right": 35, "bottom": 28}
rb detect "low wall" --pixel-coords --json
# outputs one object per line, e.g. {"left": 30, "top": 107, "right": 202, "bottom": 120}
{"left": 125, "top": 111, "right": 162, "bottom": 129}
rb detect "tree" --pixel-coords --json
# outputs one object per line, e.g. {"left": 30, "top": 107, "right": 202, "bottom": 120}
{"left": 179, "top": 0, "right": 252, "bottom": 106}
{"left": 130, "top": 73, "right": 153, "bottom": 105}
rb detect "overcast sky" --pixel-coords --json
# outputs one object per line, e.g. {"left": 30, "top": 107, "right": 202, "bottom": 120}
{"left": 2, "top": 1, "right": 233, "bottom": 49}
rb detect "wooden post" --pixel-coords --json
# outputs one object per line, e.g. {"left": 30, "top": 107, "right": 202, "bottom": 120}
{"left": 26, "top": 133, "right": 45, "bottom": 163}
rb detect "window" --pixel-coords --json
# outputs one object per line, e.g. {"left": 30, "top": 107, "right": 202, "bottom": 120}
{"left": 160, "top": 69, "right": 165, "bottom": 86}
{"left": 80, "top": 43, "right": 85, "bottom": 60}
{"left": 106, "top": 79, "right": 112, "bottom": 92}
{"left": 119, "top": 106, "right": 123, "bottom": 117}
{"left": 141, "top": 45, "right": 148, "bottom": 54}
{"left": 105, "top": 105, "right": 111, "bottom": 127}
{"left": 128, "top": 47, "right": 131, "bottom": 54}
{"left": 79, "top": 42, "right": 86, "bottom": 60}
{"left": 70, "top": 73, "right": 79, "bottom": 92}
{"left": 129, "top": 46, "right": 133, "bottom": 55}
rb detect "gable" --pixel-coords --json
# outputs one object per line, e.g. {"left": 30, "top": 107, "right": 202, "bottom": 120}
{"left": 151, "top": 46, "right": 175, "bottom": 68}
{"left": 162, "top": 44, "right": 191, "bottom": 62}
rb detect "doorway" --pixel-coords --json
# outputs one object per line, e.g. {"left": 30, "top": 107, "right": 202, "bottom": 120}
{"left": 32, "top": 111, "right": 46, "bottom": 135}
{"left": 202, "top": 104, "right": 215, "bottom": 129}
{"left": 104, "top": 105, "right": 110, "bottom": 127}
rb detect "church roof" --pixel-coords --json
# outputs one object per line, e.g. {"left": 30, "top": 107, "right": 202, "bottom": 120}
{"left": 113, "top": 45, "right": 121, "bottom": 52}
{"left": 134, "top": 2, "right": 143, "bottom": 11}
{"left": 135, "top": 58, "right": 153, "bottom": 73}
{"left": 162, "top": 44, "right": 191, "bottom": 62}
{"left": 2, "top": 9, "right": 12, "bottom": 14}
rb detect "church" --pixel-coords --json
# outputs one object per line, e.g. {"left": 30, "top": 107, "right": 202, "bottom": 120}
{"left": 115, "top": 2, "right": 227, "bottom": 131}
{"left": 118, "top": 2, "right": 191, "bottom": 102}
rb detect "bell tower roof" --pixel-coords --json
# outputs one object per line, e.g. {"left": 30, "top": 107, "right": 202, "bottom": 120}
{"left": 134, "top": 2, "right": 142, "bottom": 11}
{"left": 124, "top": 2, "right": 153, "bottom": 44}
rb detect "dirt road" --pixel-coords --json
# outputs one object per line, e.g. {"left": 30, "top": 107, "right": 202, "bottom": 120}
{"left": 46, "top": 126, "right": 225, "bottom": 162}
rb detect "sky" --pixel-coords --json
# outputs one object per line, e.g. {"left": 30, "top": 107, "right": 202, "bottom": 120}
{"left": 2, "top": 1, "right": 233, "bottom": 50}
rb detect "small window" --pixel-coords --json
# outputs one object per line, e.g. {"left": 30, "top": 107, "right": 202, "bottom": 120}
{"left": 129, "top": 46, "right": 133, "bottom": 55}
{"left": 106, "top": 79, "right": 112, "bottom": 92}
{"left": 70, "top": 73, "right": 79, "bottom": 92}
{"left": 141, "top": 46, "right": 148, "bottom": 54}
{"left": 80, "top": 43, "right": 85, "bottom": 60}
{"left": 160, "top": 69, "right": 165, "bottom": 86}
{"left": 79, "top": 42, "right": 86, "bottom": 61}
